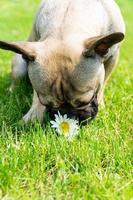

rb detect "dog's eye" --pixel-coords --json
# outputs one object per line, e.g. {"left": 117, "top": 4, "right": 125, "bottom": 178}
{"left": 87, "top": 54, "right": 95, "bottom": 59}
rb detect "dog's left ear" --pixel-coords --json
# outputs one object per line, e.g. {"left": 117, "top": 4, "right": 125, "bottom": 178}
{"left": 83, "top": 32, "right": 124, "bottom": 57}
{"left": 0, "top": 41, "right": 37, "bottom": 61}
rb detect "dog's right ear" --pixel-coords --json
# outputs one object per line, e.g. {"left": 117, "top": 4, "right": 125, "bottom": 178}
{"left": 83, "top": 32, "right": 124, "bottom": 57}
{"left": 0, "top": 41, "right": 37, "bottom": 61}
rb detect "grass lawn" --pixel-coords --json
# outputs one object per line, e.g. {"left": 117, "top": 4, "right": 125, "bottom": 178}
{"left": 0, "top": 0, "right": 132, "bottom": 199}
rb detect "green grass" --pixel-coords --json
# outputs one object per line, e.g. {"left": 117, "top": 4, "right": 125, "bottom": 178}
{"left": 0, "top": 0, "right": 132, "bottom": 199}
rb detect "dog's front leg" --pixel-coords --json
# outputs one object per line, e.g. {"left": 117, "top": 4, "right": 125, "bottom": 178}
{"left": 23, "top": 90, "right": 46, "bottom": 123}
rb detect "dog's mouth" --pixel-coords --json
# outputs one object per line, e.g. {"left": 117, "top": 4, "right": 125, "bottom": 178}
{"left": 46, "top": 94, "right": 98, "bottom": 125}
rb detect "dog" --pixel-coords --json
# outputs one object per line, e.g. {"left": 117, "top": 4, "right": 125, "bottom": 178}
{"left": 0, "top": 0, "right": 125, "bottom": 123}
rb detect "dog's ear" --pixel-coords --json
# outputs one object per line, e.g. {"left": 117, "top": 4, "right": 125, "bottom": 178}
{"left": 0, "top": 41, "right": 37, "bottom": 61}
{"left": 83, "top": 32, "right": 124, "bottom": 57}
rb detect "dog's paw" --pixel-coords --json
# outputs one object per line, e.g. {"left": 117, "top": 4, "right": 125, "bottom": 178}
{"left": 23, "top": 105, "right": 46, "bottom": 123}
{"left": 8, "top": 84, "right": 15, "bottom": 93}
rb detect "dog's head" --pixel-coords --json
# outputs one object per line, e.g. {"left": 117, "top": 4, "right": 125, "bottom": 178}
{"left": 0, "top": 32, "right": 124, "bottom": 123}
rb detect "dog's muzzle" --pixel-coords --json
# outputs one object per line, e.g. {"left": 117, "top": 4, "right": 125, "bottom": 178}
{"left": 47, "top": 95, "right": 98, "bottom": 125}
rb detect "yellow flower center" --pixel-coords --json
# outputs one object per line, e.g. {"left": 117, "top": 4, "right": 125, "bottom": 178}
{"left": 60, "top": 122, "right": 70, "bottom": 134}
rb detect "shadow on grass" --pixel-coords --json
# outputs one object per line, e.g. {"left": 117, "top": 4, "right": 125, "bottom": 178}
{"left": 0, "top": 73, "right": 33, "bottom": 129}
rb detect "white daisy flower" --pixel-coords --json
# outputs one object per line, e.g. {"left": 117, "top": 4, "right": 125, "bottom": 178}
{"left": 50, "top": 112, "right": 79, "bottom": 140}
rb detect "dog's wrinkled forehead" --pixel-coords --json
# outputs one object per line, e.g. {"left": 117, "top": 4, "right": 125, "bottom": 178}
{"left": 28, "top": 41, "right": 104, "bottom": 108}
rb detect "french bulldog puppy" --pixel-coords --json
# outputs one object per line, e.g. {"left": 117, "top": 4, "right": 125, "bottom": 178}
{"left": 0, "top": 0, "right": 125, "bottom": 123}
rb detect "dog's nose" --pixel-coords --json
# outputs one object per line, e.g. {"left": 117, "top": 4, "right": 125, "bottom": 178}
{"left": 78, "top": 107, "right": 98, "bottom": 125}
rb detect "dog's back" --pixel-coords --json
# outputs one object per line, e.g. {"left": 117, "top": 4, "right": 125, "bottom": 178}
{"left": 34, "top": 0, "right": 125, "bottom": 43}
